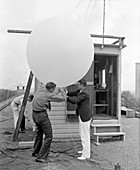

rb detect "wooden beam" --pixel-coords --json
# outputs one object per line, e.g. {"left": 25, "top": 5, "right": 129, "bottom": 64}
{"left": 7, "top": 29, "right": 32, "bottom": 34}
{"left": 112, "top": 40, "right": 119, "bottom": 45}
{"left": 117, "top": 49, "right": 121, "bottom": 123}
{"left": 90, "top": 34, "right": 125, "bottom": 40}
{"left": 111, "top": 58, "right": 114, "bottom": 117}
{"left": 12, "top": 71, "right": 34, "bottom": 142}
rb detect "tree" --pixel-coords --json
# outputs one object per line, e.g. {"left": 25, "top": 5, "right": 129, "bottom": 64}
{"left": 121, "top": 91, "right": 138, "bottom": 110}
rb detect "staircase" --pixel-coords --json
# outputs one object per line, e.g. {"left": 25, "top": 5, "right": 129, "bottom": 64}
{"left": 90, "top": 122, "right": 125, "bottom": 145}
{"left": 47, "top": 102, "right": 126, "bottom": 143}
{"left": 48, "top": 102, "right": 79, "bottom": 140}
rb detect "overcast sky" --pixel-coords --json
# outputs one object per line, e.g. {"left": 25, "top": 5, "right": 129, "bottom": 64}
{"left": 0, "top": 0, "right": 140, "bottom": 91}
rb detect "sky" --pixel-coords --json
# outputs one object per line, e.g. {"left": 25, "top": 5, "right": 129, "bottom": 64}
{"left": 0, "top": 0, "right": 140, "bottom": 91}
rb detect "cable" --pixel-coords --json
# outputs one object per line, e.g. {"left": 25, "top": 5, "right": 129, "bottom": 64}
{"left": 89, "top": 0, "right": 96, "bottom": 17}
{"left": 71, "top": 0, "right": 84, "bottom": 16}
{"left": 85, "top": 0, "right": 96, "bottom": 32}
{"left": 102, "top": 0, "right": 106, "bottom": 45}
{"left": 65, "top": 102, "right": 78, "bottom": 153}
{"left": 84, "top": 0, "right": 93, "bottom": 25}
{"left": 108, "top": 0, "right": 114, "bottom": 34}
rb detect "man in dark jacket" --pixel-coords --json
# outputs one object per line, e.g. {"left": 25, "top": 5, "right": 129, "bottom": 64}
{"left": 67, "top": 79, "right": 92, "bottom": 160}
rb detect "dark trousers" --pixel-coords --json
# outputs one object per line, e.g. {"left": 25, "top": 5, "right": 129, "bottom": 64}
{"left": 32, "top": 111, "right": 53, "bottom": 159}
{"left": 20, "top": 115, "right": 25, "bottom": 130}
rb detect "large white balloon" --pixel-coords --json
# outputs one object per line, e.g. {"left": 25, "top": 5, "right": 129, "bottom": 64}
{"left": 27, "top": 17, "right": 94, "bottom": 87}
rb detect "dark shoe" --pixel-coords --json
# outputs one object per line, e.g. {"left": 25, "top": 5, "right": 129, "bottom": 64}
{"left": 32, "top": 153, "right": 37, "bottom": 157}
{"left": 36, "top": 158, "right": 48, "bottom": 163}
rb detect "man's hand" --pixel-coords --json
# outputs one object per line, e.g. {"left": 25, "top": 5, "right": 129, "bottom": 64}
{"left": 58, "top": 88, "right": 67, "bottom": 100}
{"left": 56, "top": 87, "right": 65, "bottom": 93}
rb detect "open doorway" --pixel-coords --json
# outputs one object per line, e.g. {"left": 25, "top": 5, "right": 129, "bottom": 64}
{"left": 93, "top": 55, "right": 118, "bottom": 120}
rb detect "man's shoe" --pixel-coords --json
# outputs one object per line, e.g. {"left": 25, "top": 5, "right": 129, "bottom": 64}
{"left": 77, "top": 156, "right": 90, "bottom": 160}
{"left": 32, "top": 153, "right": 37, "bottom": 157}
{"left": 78, "top": 151, "right": 83, "bottom": 154}
{"left": 77, "top": 156, "right": 86, "bottom": 160}
{"left": 36, "top": 158, "right": 48, "bottom": 163}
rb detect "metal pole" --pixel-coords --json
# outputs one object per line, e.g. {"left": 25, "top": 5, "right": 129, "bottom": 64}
{"left": 102, "top": 0, "right": 106, "bottom": 46}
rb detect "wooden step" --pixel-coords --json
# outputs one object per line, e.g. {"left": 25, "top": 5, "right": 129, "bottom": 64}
{"left": 48, "top": 110, "right": 66, "bottom": 116}
{"left": 92, "top": 119, "right": 119, "bottom": 124}
{"left": 49, "top": 115, "right": 66, "bottom": 120}
{"left": 52, "top": 123, "right": 79, "bottom": 137}
{"left": 52, "top": 124, "right": 79, "bottom": 129}
{"left": 91, "top": 124, "right": 121, "bottom": 127}
{"left": 49, "top": 106, "right": 66, "bottom": 112}
{"left": 93, "top": 132, "right": 125, "bottom": 145}
{"left": 51, "top": 102, "right": 66, "bottom": 107}
{"left": 53, "top": 133, "right": 80, "bottom": 139}
{"left": 53, "top": 128, "right": 79, "bottom": 134}
{"left": 94, "top": 132, "right": 125, "bottom": 136}
{"left": 52, "top": 123, "right": 79, "bottom": 135}
{"left": 50, "top": 119, "right": 66, "bottom": 125}
{"left": 91, "top": 123, "right": 122, "bottom": 133}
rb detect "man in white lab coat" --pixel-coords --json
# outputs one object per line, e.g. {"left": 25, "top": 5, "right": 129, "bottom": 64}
{"left": 11, "top": 94, "right": 34, "bottom": 132}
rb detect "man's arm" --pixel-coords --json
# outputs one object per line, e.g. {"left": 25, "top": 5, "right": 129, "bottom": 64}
{"left": 48, "top": 91, "right": 66, "bottom": 103}
{"left": 67, "top": 92, "right": 87, "bottom": 104}
{"left": 67, "top": 90, "right": 80, "bottom": 97}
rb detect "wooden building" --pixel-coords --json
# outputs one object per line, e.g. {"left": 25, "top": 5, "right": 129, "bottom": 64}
{"left": 35, "top": 34, "right": 126, "bottom": 144}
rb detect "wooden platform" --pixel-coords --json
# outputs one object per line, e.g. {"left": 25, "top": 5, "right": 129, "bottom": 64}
{"left": 91, "top": 123, "right": 122, "bottom": 133}
{"left": 52, "top": 123, "right": 80, "bottom": 138}
{"left": 91, "top": 122, "right": 125, "bottom": 145}
{"left": 93, "top": 132, "right": 125, "bottom": 145}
